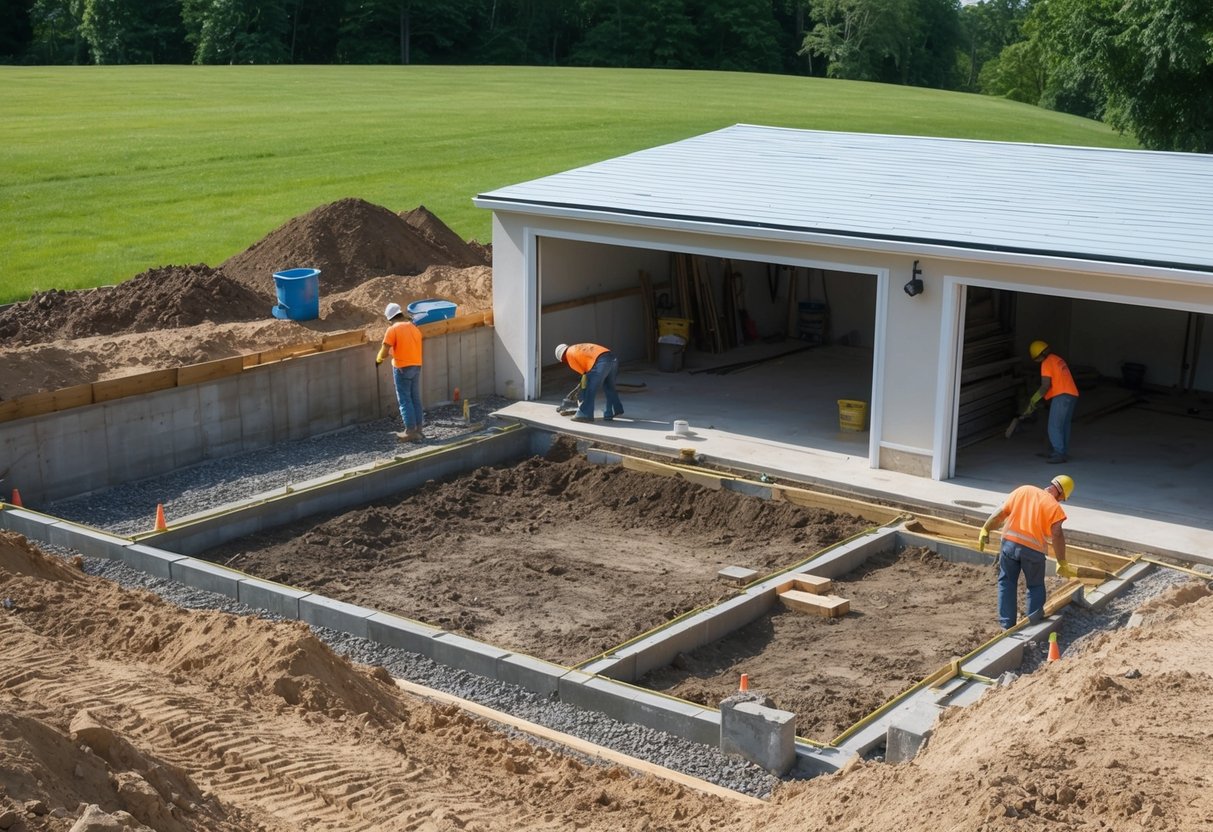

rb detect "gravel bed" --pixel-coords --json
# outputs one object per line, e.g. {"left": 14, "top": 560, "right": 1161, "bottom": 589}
{"left": 49, "top": 397, "right": 512, "bottom": 536}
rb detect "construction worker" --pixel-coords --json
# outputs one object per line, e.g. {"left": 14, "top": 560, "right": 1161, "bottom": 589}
{"left": 555, "top": 343, "right": 623, "bottom": 423}
{"left": 376, "top": 303, "right": 424, "bottom": 442}
{"left": 978, "top": 474, "right": 1074, "bottom": 630}
{"left": 1028, "top": 340, "right": 1079, "bottom": 464}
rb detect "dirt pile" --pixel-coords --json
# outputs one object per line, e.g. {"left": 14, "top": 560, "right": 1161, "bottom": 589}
{"left": 221, "top": 197, "right": 486, "bottom": 295}
{"left": 0, "top": 265, "right": 272, "bottom": 347}
{"left": 401, "top": 204, "right": 492, "bottom": 268}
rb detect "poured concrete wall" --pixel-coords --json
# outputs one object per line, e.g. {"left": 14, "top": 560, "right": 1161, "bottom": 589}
{"left": 4, "top": 326, "right": 495, "bottom": 505}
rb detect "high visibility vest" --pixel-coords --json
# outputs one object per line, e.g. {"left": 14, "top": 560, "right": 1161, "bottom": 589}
{"left": 384, "top": 321, "right": 422, "bottom": 368}
{"left": 1041, "top": 354, "right": 1079, "bottom": 399}
{"left": 564, "top": 343, "right": 609, "bottom": 375}
{"left": 1001, "top": 485, "right": 1066, "bottom": 554}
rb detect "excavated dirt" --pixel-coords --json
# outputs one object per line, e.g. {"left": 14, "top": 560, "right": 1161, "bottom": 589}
{"left": 204, "top": 437, "right": 874, "bottom": 666}
{"left": 5, "top": 529, "right": 1212, "bottom": 831}
{"left": 0, "top": 198, "right": 493, "bottom": 400}
{"left": 641, "top": 547, "right": 1008, "bottom": 741}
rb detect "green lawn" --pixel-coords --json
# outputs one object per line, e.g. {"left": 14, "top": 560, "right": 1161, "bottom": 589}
{"left": 0, "top": 65, "right": 1137, "bottom": 303}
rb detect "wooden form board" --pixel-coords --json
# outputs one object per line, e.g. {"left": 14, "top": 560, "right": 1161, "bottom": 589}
{"left": 92, "top": 369, "right": 178, "bottom": 402}
{"left": 776, "top": 574, "right": 833, "bottom": 595}
{"left": 903, "top": 516, "right": 1135, "bottom": 574}
{"left": 779, "top": 589, "right": 850, "bottom": 618}
{"left": 0, "top": 383, "right": 93, "bottom": 422}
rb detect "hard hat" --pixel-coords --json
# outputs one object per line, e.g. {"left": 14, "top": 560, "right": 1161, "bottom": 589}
{"left": 384, "top": 302, "right": 403, "bottom": 321}
{"left": 1029, "top": 340, "right": 1049, "bottom": 360}
{"left": 555, "top": 343, "right": 569, "bottom": 362}
{"left": 1050, "top": 474, "right": 1074, "bottom": 501}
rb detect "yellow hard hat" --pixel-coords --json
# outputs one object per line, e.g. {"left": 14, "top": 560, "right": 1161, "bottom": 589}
{"left": 1029, "top": 340, "right": 1049, "bottom": 360}
{"left": 1050, "top": 474, "right": 1074, "bottom": 501}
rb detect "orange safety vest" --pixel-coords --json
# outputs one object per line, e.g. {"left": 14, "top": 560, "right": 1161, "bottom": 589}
{"left": 383, "top": 321, "right": 422, "bottom": 368}
{"left": 1001, "top": 485, "right": 1066, "bottom": 554}
{"left": 564, "top": 343, "right": 609, "bottom": 375}
{"left": 1041, "top": 354, "right": 1079, "bottom": 399}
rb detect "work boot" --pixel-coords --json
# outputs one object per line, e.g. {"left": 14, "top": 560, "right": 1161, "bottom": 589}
{"left": 1046, "top": 454, "right": 1067, "bottom": 464}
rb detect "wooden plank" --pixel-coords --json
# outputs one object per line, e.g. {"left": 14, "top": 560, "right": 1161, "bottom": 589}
{"left": 255, "top": 342, "right": 322, "bottom": 365}
{"left": 772, "top": 485, "right": 904, "bottom": 525}
{"left": 321, "top": 330, "right": 367, "bottom": 350}
{"left": 902, "top": 517, "right": 1134, "bottom": 573}
{"left": 779, "top": 589, "right": 849, "bottom": 617}
{"left": 419, "top": 310, "right": 492, "bottom": 337}
{"left": 776, "top": 574, "right": 833, "bottom": 595}
{"left": 0, "top": 382, "right": 91, "bottom": 421}
{"left": 392, "top": 678, "right": 764, "bottom": 806}
{"left": 178, "top": 355, "right": 245, "bottom": 386}
{"left": 620, "top": 455, "right": 724, "bottom": 489}
{"left": 92, "top": 369, "right": 178, "bottom": 403}
{"left": 960, "top": 357, "right": 1019, "bottom": 384}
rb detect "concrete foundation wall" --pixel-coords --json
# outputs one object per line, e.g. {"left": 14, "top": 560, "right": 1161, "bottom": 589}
{"left": 4, "top": 326, "right": 494, "bottom": 506}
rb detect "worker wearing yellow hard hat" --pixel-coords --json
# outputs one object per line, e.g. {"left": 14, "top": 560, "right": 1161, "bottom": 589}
{"left": 979, "top": 475, "right": 1073, "bottom": 629}
{"left": 1027, "top": 339, "right": 1079, "bottom": 463}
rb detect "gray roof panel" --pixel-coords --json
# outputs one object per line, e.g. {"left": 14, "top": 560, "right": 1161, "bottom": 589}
{"left": 476, "top": 125, "right": 1213, "bottom": 274}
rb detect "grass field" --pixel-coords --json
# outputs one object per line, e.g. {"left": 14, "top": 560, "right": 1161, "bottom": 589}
{"left": 1, "top": 65, "right": 1137, "bottom": 303}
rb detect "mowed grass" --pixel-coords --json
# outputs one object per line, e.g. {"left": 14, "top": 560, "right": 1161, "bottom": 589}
{"left": 0, "top": 65, "right": 1137, "bottom": 303}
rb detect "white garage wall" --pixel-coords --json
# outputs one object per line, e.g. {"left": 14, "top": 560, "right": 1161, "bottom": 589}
{"left": 1069, "top": 301, "right": 1195, "bottom": 388}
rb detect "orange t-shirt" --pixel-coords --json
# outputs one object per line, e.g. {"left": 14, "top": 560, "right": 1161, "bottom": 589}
{"left": 563, "top": 343, "right": 609, "bottom": 375}
{"left": 1041, "top": 354, "right": 1079, "bottom": 399}
{"left": 1001, "top": 485, "right": 1066, "bottom": 554}
{"left": 383, "top": 321, "right": 422, "bottom": 368}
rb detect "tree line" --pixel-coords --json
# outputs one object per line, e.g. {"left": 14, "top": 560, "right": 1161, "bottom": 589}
{"left": 2, "top": 0, "right": 1209, "bottom": 152}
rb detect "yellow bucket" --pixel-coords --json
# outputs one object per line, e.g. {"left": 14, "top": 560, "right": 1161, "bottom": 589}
{"left": 657, "top": 317, "right": 692, "bottom": 340}
{"left": 838, "top": 399, "right": 867, "bottom": 431}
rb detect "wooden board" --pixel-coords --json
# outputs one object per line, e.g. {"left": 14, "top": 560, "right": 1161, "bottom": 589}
{"left": 419, "top": 310, "right": 493, "bottom": 337}
{"left": 92, "top": 369, "right": 178, "bottom": 402}
{"left": 779, "top": 589, "right": 849, "bottom": 617}
{"left": 178, "top": 355, "right": 245, "bottom": 386}
{"left": 776, "top": 574, "right": 833, "bottom": 595}
{"left": 0, "top": 383, "right": 95, "bottom": 422}
{"left": 903, "top": 516, "right": 1134, "bottom": 573}
{"left": 320, "top": 330, "right": 367, "bottom": 350}
{"left": 254, "top": 342, "right": 321, "bottom": 365}
{"left": 772, "top": 485, "right": 903, "bottom": 525}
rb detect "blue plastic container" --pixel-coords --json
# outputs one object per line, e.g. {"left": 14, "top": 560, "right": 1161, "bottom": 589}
{"left": 406, "top": 298, "right": 457, "bottom": 326}
{"left": 271, "top": 268, "right": 321, "bottom": 321}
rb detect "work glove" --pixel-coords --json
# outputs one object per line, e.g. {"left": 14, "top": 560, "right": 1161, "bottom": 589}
{"left": 579, "top": 374, "right": 587, "bottom": 390}
{"left": 375, "top": 356, "right": 383, "bottom": 366}
{"left": 977, "top": 528, "right": 989, "bottom": 552}
{"left": 1024, "top": 390, "right": 1043, "bottom": 416}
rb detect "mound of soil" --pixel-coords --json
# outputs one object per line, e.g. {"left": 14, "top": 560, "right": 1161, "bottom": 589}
{"left": 0, "top": 265, "right": 272, "bottom": 347}
{"left": 222, "top": 197, "right": 484, "bottom": 295}
{"left": 401, "top": 205, "right": 492, "bottom": 267}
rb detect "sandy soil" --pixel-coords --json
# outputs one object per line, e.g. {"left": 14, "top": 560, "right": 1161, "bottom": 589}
{"left": 203, "top": 437, "right": 872, "bottom": 666}
{"left": 642, "top": 547, "right": 1012, "bottom": 741}
{"left": 4, "top": 529, "right": 1211, "bottom": 831}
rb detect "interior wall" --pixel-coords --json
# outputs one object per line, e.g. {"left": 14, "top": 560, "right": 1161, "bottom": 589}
{"left": 1068, "top": 301, "right": 1205, "bottom": 389}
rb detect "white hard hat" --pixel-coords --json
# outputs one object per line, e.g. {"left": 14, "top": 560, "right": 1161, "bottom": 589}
{"left": 384, "top": 302, "right": 403, "bottom": 321}
{"left": 555, "top": 344, "right": 569, "bottom": 362}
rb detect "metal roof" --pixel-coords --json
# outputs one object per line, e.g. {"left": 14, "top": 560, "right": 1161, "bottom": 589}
{"left": 475, "top": 124, "right": 1213, "bottom": 276}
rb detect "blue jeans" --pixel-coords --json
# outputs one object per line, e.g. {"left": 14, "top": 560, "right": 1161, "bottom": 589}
{"left": 576, "top": 352, "right": 623, "bottom": 420}
{"left": 1047, "top": 393, "right": 1077, "bottom": 457}
{"left": 997, "top": 540, "right": 1046, "bottom": 629}
{"left": 393, "top": 365, "right": 423, "bottom": 431}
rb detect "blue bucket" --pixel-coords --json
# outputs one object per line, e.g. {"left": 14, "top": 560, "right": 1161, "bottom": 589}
{"left": 271, "top": 268, "right": 321, "bottom": 321}
{"left": 406, "top": 298, "right": 457, "bottom": 326}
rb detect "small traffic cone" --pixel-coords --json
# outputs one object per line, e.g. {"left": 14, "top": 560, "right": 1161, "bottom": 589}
{"left": 453, "top": 386, "right": 461, "bottom": 402}
{"left": 739, "top": 673, "right": 749, "bottom": 692}
{"left": 154, "top": 503, "right": 168, "bottom": 532}
{"left": 9, "top": 488, "right": 22, "bottom": 507}
{"left": 1047, "top": 631, "right": 1061, "bottom": 662}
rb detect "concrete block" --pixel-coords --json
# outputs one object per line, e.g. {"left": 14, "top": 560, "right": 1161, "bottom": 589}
{"left": 238, "top": 577, "right": 310, "bottom": 620}
{"left": 626, "top": 687, "right": 714, "bottom": 743}
{"left": 0, "top": 507, "right": 57, "bottom": 543}
{"left": 556, "top": 668, "right": 598, "bottom": 708}
{"left": 706, "top": 592, "right": 774, "bottom": 642}
{"left": 167, "top": 387, "right": 205, "bottom": 469}
{"left": 236, "top": 370, "right": 277, "bottom": 450}
{"left": 48, "top": 522, "right": 130, "bottom": 560}
{"left": 197, "top": 381, "right": 244, "bottom": 460}
{"left": 686, "top": 707, "right": 724, "bottom": 748}
{"left": 885, "top": 700, "right": 943, "bottom": 763}
{"left": 621, "top": 616, "right": 711, "bottom": 679}
{"left": 1074, "top": 561, "right": 1153, "bottom": 611}
{"left": 299, "top": 594, "right": 377, "bottom": 638}
{"left": 431, "top": 632, "right": 511, "bottom": 680}
{"left": 720, "top": 699, "right": 796, "bottom": 774}
{"left": 169, "top": 558, "right": 243, "bottom": 599}
{"left": 718, "top": 565, "right": 759, "bottom": 586}
{"left": 497, "top": 653, "right": 567, "bottom": 698}
{"left": 723, "top": 479, "right": 772, "bottom": 499}
{"left": 366, "top": 612, "right": 444, "bottom": 659}
{"left": 794, "top": 744, "right": 850, "bottom": 777}
{"left": 306, "top": 360, "right": 344, "bottom": 436}
{"left": 576, "top": 655, "right": 629, "bottom": 680}
{"left": 123, "top": 544, "right": 186, "bottom": 579}
{"left": 585, "top": 448, "right": 623, "bottom": 465}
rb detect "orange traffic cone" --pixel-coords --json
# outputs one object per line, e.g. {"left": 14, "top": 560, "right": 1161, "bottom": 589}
{"left": 453, "top": 387, "right": 461, "bottom": 402}
{"left": 154, "top": 503, "right": 168, "bottom": 532}
{"left": 9, "top": 488, "right": 22, "bottom": 507}
{"left": 1047, "top": 631, "right": 1061, "bottom": 662}
{"left": 739, "top": 673, "right": 750, "bottom": 692}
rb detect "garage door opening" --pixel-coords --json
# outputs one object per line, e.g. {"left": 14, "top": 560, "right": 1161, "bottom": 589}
{"left": 535, "top": 238, "right": 879, "bottom": 457}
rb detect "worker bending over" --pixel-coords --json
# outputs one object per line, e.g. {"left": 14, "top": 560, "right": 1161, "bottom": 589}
{"left": 1028, "top": 340, "right": 1079, "bottom": 464}
{"left": 555, "top": 343, "right": 623, "bottom": 423}
{"left": 979, "top": 474, "right": 1074, "bottom": 630}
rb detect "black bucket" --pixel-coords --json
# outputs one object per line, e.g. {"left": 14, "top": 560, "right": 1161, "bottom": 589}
{"left": 1121, "top": 362, "right": 1146, "bottom": 389}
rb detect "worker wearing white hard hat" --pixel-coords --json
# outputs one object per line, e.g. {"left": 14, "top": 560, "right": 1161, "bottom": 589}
{"left": 978, "top": 474, "right": 1074, "bottom": 630}
{"left": 376, "top": 303, "right": 425, "bottom": 442}
{"left": 554, "top": 343, "right": 624, "bottom": 423}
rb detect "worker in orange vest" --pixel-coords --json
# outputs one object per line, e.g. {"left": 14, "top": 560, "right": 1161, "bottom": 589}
{"left": 978, "top": 474, "right": 1073, "bottom": 630}
{"left": 555, "top": 343, "right": 623, "bottom": 423}
{"left": 1028, "top": 340, "right": 1079, "bottom": 464}
{"left": 376, "top": 303, "right": 424, "bottom": 442}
